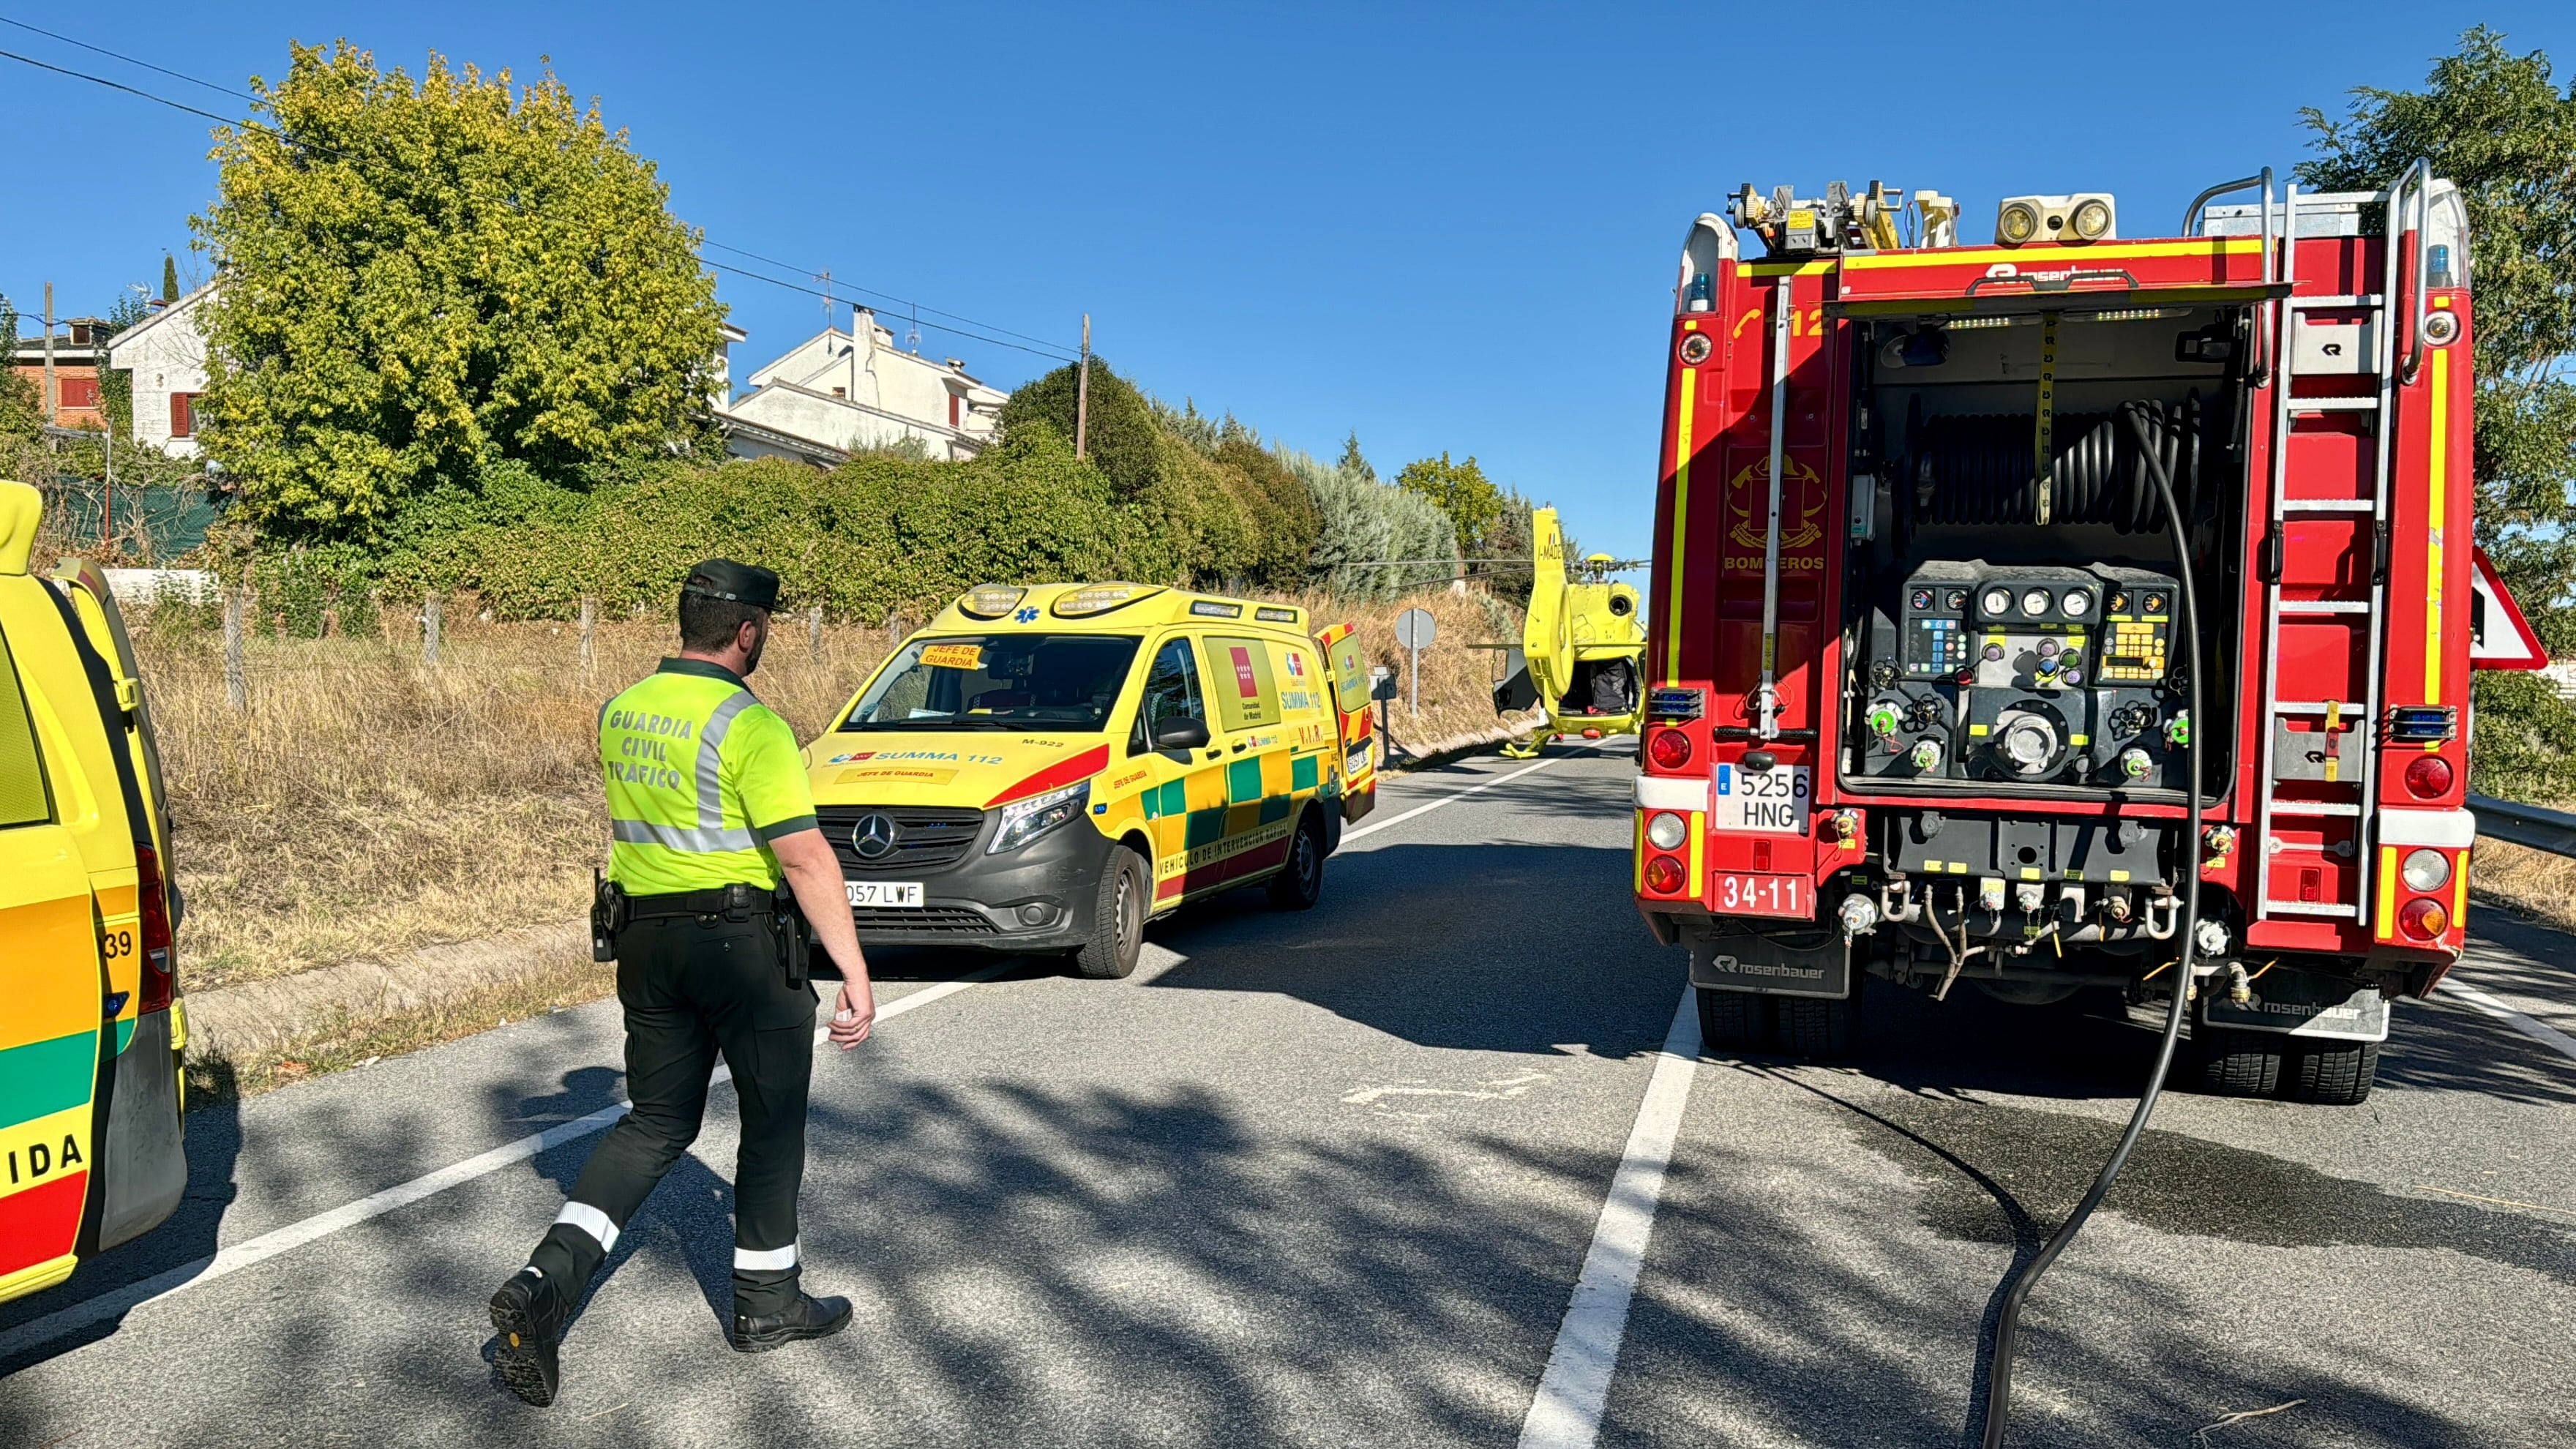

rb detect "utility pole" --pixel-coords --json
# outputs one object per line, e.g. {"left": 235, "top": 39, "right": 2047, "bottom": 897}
{"left": 1074, "top": 314, "right": 1091, "bottom": 460}
{"left": 42, "top": 282, "right": 57, "bottom": 427}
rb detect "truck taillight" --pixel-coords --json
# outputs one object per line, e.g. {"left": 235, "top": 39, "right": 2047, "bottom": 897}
{"left": 2401, "top": 755, "right": 2454, "bottom": 799}
{"left": 1644, "top": 854, "right": 1685, "bottom": 894}
{"left": 1647, "top": 728, "right": 1692, "bottom": 771}
{"left": 2398, "top": 896, "right": 2449, "bottom": 942}
{"left": 134, "top": 842, "right": 176, "bottom": 1014}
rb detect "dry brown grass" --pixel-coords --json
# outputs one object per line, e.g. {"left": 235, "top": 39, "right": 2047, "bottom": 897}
{"left": 2471, "top": 837, "right": 2576, "bottom": 936}
{"left": 135, "top": 585, "right": 1531, "bottom": 995}
{"left": 136, "top": 610, "right": 896, "bottom": 990}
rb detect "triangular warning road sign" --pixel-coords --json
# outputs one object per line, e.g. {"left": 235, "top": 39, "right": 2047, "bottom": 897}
{"left": 2469, "top": 545, "right": 2547, "bottom": 670}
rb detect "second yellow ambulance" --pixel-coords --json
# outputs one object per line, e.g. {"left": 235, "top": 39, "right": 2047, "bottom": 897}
{"left": 806, "top": 583, "right": 1379, "bottom": 978}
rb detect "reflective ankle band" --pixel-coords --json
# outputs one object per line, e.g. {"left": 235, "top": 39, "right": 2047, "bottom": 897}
{"left": 734, "top": 1243, "right": 797, "bottom": 1272}
{"left": 555, "top": 1201, "right": 619, "bottom": 1251}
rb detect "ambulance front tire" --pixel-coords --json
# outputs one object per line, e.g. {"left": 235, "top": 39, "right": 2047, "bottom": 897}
{"left": 1071, "top": 847, "right": 1148, "bottom": 980}
{"left": 1267, "top": 809, "right": 1327, "bottom": 911}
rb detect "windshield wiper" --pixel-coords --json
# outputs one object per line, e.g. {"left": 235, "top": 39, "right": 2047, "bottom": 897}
{"left": 842, "top": 717, "right": 1015, "bottom": 731}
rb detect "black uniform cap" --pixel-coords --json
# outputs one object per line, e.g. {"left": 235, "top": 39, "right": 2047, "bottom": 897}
{"left": 681, "top": 558, "right": 782, "bottom": 612}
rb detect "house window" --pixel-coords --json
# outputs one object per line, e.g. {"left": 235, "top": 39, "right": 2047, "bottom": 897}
{"left": 170, "top": 392, "right": 198, "bottom": 437}
{"left": 58, "top": 376, "right": 100, "bottom": 410}
{"left": 948, "top": 392, "right": 961, "bottom": 428}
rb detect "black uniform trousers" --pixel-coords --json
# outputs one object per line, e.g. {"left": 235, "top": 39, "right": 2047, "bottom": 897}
{"left": 525, "top": 910, "right": 816, "bottom": 1316}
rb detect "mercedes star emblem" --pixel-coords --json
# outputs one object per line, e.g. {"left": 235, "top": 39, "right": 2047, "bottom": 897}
{"left": 852, "top": 814, "right": 898, "bottom": 861}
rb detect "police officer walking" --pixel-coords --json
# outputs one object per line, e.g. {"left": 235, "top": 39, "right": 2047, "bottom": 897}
{"left": 490, "top": 560, "right": 877, "bottom": 1407}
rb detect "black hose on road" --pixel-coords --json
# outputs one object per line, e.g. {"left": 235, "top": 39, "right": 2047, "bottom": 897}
{"left": 1975, "top": 400, "right": 2205, "bottom": 1449}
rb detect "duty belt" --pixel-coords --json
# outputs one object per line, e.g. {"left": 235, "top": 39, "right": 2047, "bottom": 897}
{"left": 625, "top": 882, "right": 776, "bottom": 923}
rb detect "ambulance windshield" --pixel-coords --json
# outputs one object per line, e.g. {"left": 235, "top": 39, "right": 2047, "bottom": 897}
{"left": 841, "top": 634, "right": 1144, "bottom": 732}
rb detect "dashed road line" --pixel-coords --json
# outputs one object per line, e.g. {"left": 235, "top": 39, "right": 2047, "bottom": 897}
{"left": 1516, "top": 985, "right": 1701, "bottom": 1449}
{"left": 0, "top": 963, "right": 1011, "bottom": 1363}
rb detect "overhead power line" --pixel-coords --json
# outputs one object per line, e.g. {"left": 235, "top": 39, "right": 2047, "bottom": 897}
{"left": 703, "top": 260, "right": 1077, "bottom": 362}
{"left": 699, "top": 239, "right": 1074, "bottom": 356}
{"left": 0, "top": 17, "right": 1083, "bottom": 367}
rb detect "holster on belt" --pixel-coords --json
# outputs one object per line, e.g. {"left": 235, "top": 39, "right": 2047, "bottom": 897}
{"left": 591, "top": 869, "right": 629, "bottom": 962}
{"left": 771, "top": 886, "right": 811, "bottom": 991}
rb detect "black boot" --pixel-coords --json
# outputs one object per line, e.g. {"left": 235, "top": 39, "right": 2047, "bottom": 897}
{"left": 730, "top": 1291, "right": 852, "bottom": 1353}
{"left": 489, "top": 1267, "right": 566, "bottom": 1406}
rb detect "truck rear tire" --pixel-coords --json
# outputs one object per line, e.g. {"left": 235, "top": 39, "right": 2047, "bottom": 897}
{"left": 1696, "top": 988, "right": 1771, "bottom": 1055}
{"left": 2284, "top": 1039, "right": 2380, "bottom": 1105}
{"left": 2192, "top": 1026, "right": 2284, "bottom": 1097}
{"left": 1778, "top": 980, "right": 1862, "bottom": 1061}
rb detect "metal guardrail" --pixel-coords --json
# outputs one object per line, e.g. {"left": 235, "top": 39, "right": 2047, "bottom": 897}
{"left": 2471, "top": 795, "right": 2576, "bottom": 858}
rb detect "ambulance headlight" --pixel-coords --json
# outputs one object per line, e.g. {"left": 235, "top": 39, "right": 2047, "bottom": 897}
{"left": 989, "top": 781, "right": 1091, "bottom": 854}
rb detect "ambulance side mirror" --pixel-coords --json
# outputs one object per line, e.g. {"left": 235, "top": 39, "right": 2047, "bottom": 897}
{"left": 1153, "top": 716, "right": 1210, "bottom": 752}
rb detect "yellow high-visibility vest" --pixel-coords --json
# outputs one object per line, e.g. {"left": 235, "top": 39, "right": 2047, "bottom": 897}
{"left": 601, "top": 659, "right": 817, "bottom": 894}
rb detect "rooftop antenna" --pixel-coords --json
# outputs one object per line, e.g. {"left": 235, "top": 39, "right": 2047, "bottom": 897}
{"left": 818, "top": 269, "right": 834, "bottom": 328}
{"left": 905, "top": 303, "right": 921, "bottom": 353}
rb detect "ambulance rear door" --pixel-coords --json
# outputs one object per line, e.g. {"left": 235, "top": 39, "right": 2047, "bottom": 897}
{"left": 1315, "top": 623, "right": 1378, "bottom": 818}
{"left": 0, "top": 619, "right": 105, "bottom": 1304}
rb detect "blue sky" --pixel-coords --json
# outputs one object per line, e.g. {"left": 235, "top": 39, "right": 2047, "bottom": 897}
{"left": 4, "top": 3, "right": 2572, "bottom": 561}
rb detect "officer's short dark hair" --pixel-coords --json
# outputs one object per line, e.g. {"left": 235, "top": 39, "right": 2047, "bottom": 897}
{"left": 680, "top": 593, "right": 767, "bottom": 652}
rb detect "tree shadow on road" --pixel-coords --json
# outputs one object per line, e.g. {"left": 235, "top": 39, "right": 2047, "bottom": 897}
{"left": 1143, "top": 840, "right": 1682, "bottom": 1062}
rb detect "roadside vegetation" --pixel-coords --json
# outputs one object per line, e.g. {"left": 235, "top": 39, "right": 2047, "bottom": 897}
{"left": 136, "top": 580, "right": 1525, "bottom": 1003}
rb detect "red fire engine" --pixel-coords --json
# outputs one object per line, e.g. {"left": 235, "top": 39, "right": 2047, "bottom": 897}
{"left": 1633, "top": 168, "right": 2541, "bottom": 1104}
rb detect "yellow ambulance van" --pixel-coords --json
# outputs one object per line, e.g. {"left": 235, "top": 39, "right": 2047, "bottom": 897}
{"left": 0, "top": 480, "right": 190, "bottom": 1305}
{"left": 808, "top": 583, "right": 1381, "bottom": 978}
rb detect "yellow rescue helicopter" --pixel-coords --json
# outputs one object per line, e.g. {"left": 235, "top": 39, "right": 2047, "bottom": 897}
{"left": 1492, "top": 507, "right": 1645, "bottom": 757}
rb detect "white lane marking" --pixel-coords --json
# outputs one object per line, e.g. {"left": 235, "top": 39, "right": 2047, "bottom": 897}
{"left": 2441, "top": 976, "right": 2576, "bottom": 1065}
{"left": 0, "top": 964, "right": 1009, "bottom": 1363}
{"left": 1341, "top": 1071, "right": 1551, "bottom": 1106}
{"left": 1517, "top": 986, "right": 1701, "bottom": 1449}
{"left": 1345, "top": 741, "right": 1615, "bottom": 845}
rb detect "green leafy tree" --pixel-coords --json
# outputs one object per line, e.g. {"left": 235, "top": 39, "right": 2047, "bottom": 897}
{"left": 161, "top": 255, "right": 179, "bottom": 304}
{"left": 0, "top": 298, "right": 38, "bottom": 443}
{"left": 94, "top": 289, "right": 153, "bottom": 438}
{"left": 2300, "top": 26, "right": 2576, "bottom": 798}
{"left": 997, "top": 355, "right": 1163, "bottom": 498}
{"left": 193, "top": 40, "right": 726, "bottom": 535}
{"left": 1396, "top": 451, "right": 1510, "bottom": 571}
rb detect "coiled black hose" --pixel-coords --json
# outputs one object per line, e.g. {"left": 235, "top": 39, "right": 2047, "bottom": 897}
{"left": 1977, "top": 399, "right": 2203, "bottom": 1448}
{"left": 1910, "top": 396, "right": 2199, "bottom": 532}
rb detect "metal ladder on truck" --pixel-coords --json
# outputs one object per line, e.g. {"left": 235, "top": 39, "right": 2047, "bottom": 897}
{"left": 2247, "top": 165, "right": 2427, "bottom": 926}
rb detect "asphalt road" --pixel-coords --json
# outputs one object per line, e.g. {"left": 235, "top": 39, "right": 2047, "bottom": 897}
{"left": 3, "top": 746, "right": 2571, "bottom": 1447}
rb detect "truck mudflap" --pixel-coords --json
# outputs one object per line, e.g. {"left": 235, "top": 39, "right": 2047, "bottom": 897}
{"left": 1689, "top": 929, "right": 1852, "bottom": 1000}
{"left": 2200, "top": 969, "right": 2389, "bottom": 1043}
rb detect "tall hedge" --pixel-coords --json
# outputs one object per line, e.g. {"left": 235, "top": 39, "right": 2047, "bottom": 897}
{"left": 410, "top": 424, "right": 1149, "bottom": 620}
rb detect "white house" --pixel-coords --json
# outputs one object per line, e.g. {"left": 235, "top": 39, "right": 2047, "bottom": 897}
{"left": 719, "top": 308, "right": 1007, "bottom": 463}
{"left": 111, "top": 289, "right": 755, "bottom": 463}
{"left": 104, "top": 285, "right": 214, "bottom": 459}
